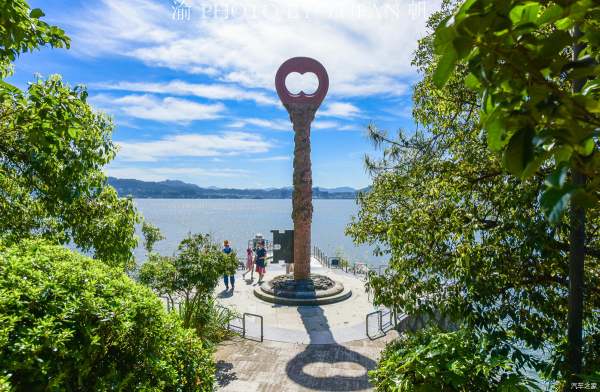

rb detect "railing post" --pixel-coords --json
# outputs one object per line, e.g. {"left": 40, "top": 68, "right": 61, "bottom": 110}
{"left": 242, "top": 314, "right": 246, "bottom": 338}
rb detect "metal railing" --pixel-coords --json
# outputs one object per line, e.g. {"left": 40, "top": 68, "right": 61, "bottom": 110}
{"left": 160, "top": 299, "right": 264, "bottom": 343}
{"left": 242, "top": 313, "right": 264, "bottom": 342}
{"left": 312, "top": 246, "right": 388, "bottom": 278}
{"left": 366, "top": 308, "right": 397, "bottom": 340}
{"left": 216, "top": 305, "right": 264, "bottom": 342}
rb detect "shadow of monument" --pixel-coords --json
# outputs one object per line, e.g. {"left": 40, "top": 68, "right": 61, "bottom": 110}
{"left": 285, "top": 302, "right": 376, "bottom": 391}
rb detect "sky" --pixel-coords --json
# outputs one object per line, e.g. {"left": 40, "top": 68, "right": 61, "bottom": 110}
{"left": 10, "top": 0, "right": 441, "bottom": 189}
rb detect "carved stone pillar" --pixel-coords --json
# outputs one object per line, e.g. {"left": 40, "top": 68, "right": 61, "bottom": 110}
{"left": 275, "top": 57, "right": 329, "bottom": 280}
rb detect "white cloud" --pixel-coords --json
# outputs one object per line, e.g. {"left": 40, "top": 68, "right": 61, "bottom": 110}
{"left": 312, "top": 120, "right": 340, "bottom": 130}
{"left": 337, "top": 124, "right": 364, "bottom": 132}
{"left": 70, "top": 0, "right": 440, "bottom": 98}
{"left": 116, "top": 132, "right": 272, "bottom": 161}
{"left": 229, "top": 117, "right": 354, "bottom": 131}
{"left": 90, "top": 94, "right": 225, "bottom": 123}
{"left": 250, "top": 155, "right": 291, "bottom": 162}
{"left": 319, "top": 102, "right": 361, "bottom": 118}
{"left": 106, "top": 166, "right": 250, "bottom": 183}
{"left": 94, "top": 80, "right": 278, "bottom": 106}
{"left": 70, "top": 0, "right": 177, "bottom": 54}
{"left": 228, "top": 118, "right": 291, "bottom": 131}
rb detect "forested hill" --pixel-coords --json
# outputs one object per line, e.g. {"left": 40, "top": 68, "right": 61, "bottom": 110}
{"left": 108, "top": 177, "right": 361, "bottom": 199}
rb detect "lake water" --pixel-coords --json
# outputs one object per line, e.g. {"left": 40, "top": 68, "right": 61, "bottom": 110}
{"left": 133, "top": 199, "right": 384, "bottom": 266}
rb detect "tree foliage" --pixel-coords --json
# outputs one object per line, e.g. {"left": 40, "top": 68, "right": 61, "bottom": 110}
{"left": 0, "top": 76, "right": 139, "bottom": 268}
{"left": 142, "top": 221, "right": 166, "bottom": 254}
{"left": 370, "top": 327, "right": 539, "bottom": 392}
{"left": 432, "top": 0, "right": 600, "bottom": 222}
{"left": 348, "top": 0, "right": 600, "bottom": 385}
{"left": 0, "top": 0, "right": 69, "bottom": 78}
{"left": 139, "top": 233, "right": 238, "bottom": 342}
{"left": 0, "top": 239, "right": 215, "bottom": 391}
{"left": 0, "top": 1, "right": 139, "bottom": 269}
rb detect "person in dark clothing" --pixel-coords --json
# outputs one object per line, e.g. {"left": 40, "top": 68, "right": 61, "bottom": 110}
{"left": 223, "top": 240, "right": 235, "bottom": 290}
{"left": 255, "top": 240, "right": 267, "bottom": 283}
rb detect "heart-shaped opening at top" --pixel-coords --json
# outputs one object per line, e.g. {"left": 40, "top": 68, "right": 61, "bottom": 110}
{"left": 285, "top": 72, "right": 319, "bottom": 95}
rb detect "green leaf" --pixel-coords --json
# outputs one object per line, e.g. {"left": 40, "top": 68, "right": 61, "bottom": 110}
{"left": 555, "top": 17, "right": 573, "bottom": 30}
{"left": 464, "top": 73, "right": 480, "bottom": 90}
{"left": 544, "top": 165, "right": 568, "bottom": 188}
{"left": 503, "top": 128, "right": 534, "bottom": 177}
{"left": 0, "top": 80, "right": 21, "bottom": 93}
{"left": 485, "top": 109, "right": 508, "bottom": 151}
{"left": 582, "top": 77, "right": 600, "bottom": 95}
{"left": 457, "top": 0, "right": 477, "bottom": 16}
{"left": 575, "top": 138, "right": 595, "bottom": 156}
{"left": 30, "top": 8, "right": 45, "bottom": 18}
{"left": 553, "top": 145, "right": 573, "bottom": 164}
{"left": 537, "top": 4, "right": 563, "bottom": 25}
{"left": 522, "top": 3, "right": 541, "bottom": 24}
{"left": 584, "top": 97, "right": 600, "bottom": 113}
{"left": 509, "top": 3, "right": 540, "bottom": 25}
{"left": 540, "top": 186, "right": 574, "bottom": 223}
{"left": 521, "top": 153, "right": 547, "bottom": 179}
{"left": 433, "top": 50, "right": 458, "bottom": 88}
{"left": 453, "top": 36, "right": 473, "bottom": 58}
{"left": 434, "top": 21, "right": 456, "bottom": 54}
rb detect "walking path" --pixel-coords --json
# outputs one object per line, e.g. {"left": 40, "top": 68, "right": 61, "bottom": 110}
{"left": 216, "top": 258, "right": 386, "bottom": 343}
{"left": 215, "top": 333, "right": 397, "bottom": 392}
{"left": 214, "top": 257, "right": 399, "bottom": 391}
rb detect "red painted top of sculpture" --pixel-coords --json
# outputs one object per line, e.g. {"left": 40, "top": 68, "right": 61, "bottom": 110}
{"left": 275, "top": 57, "right": 329, "bottom": 107}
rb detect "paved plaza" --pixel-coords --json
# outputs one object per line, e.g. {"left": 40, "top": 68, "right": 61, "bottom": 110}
{"left": 215, "top": 258, "right": 385, "bottom": 343}
{"left": 215, "top": 334, "right": 397, "bottom": 392}
{"left": 214, "top": 258, "right": 398, "bottom": 391}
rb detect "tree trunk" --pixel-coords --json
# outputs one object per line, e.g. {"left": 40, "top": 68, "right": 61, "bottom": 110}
{"left": 566, "top": 24, "right": 586, "bottom": 388}
{"left": 288, "top": 103, "right": 317, "bottom": 280}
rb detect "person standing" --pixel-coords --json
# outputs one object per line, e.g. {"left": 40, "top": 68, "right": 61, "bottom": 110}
{"left": 223, "top": 240, "right": 235, "bottom": 291}
{"left": 255, "top": 240, "right": 267, "bottom": 283}
{"left": 243, "top": 247, "right": 254, "bottom": 279}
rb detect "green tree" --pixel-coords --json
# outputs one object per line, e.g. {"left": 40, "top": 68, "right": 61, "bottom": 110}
{"left": 0, "top": 0, "right": 69, "bottom": 78}
{"left": 142, "top": 221, "right": 166, "bottom": 254}
{"left": 348, "top": 0, "right": 600, "bottom": 387}
{"left": 0, "top": 239, "right": 215, "bottom": 391}
{"left": 139, "top": 233, "right": 238, "bottom": 342}
{"left": 431, "top": 0, "right": 600, "bottom": 383}
{"left": 0, "top": 1, "right": 139, "bottom": 268}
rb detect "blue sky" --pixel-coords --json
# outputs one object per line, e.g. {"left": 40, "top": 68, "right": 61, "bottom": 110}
{"left": 10, "top": 0, "right": 440, "bottom": 188}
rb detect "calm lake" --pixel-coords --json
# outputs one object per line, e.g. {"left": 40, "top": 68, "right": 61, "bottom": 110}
{"left": 133, "top": 199, "right": 384, "bottom": 266}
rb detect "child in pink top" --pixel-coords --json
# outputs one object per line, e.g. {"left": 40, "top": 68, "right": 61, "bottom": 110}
{"left": 242, "top": 247, "right": 254, "bottom": 280}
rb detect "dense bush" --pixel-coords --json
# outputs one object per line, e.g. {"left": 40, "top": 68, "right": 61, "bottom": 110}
{"left": 0, "top": 240, "right": 215, "bottom": 391}
{"left": 370, "top": 327, "right": 539, "bottom": 392}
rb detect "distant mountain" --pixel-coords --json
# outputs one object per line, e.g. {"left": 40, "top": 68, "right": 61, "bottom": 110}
{"left": 108, "top": 177, "right": 363, "bottom": 199}
{"left": 315, "top": 186, "right": 356, "bottom": 194}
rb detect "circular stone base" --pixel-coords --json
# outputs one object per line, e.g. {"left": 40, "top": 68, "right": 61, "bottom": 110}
{"left": 254, "top": 274, "right": 352, "bottom": 305}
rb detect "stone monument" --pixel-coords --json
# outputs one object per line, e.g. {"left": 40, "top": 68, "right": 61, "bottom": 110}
{"left": 253, "top": 57, "right": 351, "bottom": 305}
{"left": 275, "top": 57, "right": 328, "bottom": 280}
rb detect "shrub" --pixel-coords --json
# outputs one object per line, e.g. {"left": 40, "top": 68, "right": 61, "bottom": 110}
{"left": 184, "top": 297, "right": 238, "bottom": 346}
{"left": 370, "top": 327, "right": 539, "bottom": 392}
{"left": 0, "top": 239, "right": 215, "bottom": 391}
{"left": 139, "top": 233, "right": 238, "bottom": 343}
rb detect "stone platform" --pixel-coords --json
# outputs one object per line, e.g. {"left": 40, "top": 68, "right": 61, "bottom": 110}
{"left": 215, "top": 257, "right": 388, "bottom": 344}
{"left": 254, "top": 273, "right": 352, "bottom": 305}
